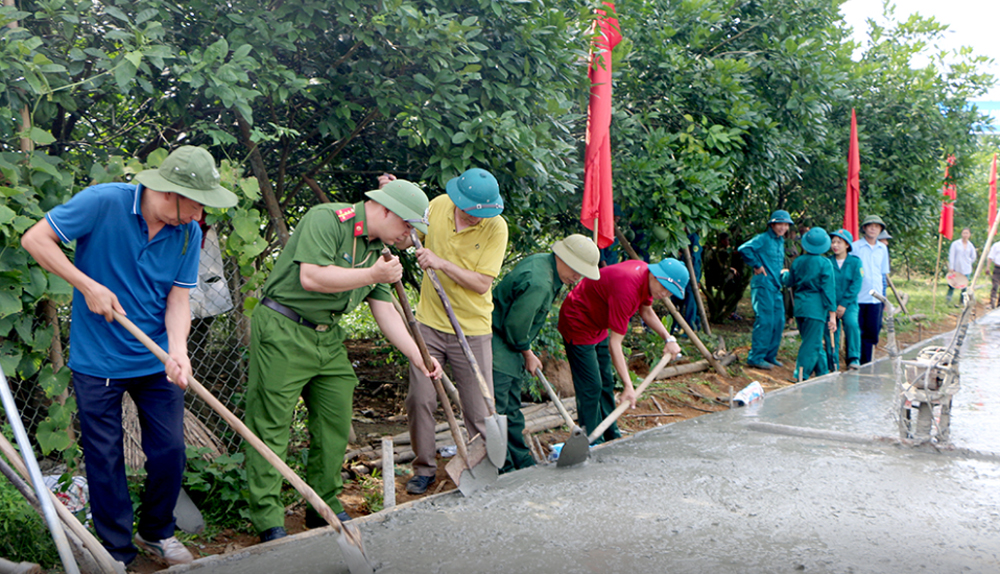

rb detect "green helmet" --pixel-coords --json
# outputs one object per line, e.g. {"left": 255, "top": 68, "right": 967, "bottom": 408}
{"left": 365, "top": 180, "right": 430, "bottom": 233}
{"left": 133, "top": 146, "right": 237, "bottom": 208}
{"left": 861, "top": 214, "right": 886, "bottom": 231}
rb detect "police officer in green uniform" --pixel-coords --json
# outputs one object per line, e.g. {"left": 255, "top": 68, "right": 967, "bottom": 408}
{"left": 491, "top": 234, "right": 601, "bottom": 473}
{"left": 738, "top": 210, "right": 793, "bottom": 369}
{"left": 828, "top": 228, "right": 863, "bottom": 370}
{"left": 781, "top": 227, "right": 836, "bottom": 381}
{"left": 245, "top": 180, "right": 442, "bottom": 543}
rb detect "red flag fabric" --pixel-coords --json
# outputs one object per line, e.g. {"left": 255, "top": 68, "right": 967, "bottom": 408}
{"left": 843, "top": 108, "right": 860, "bottom": 240}
{"left": 939, "top": 156, "right": 957, "bottom": 240}
{"left": 581, "top": 2, "right": 622, "bottom": 249}
{"left": 989, "top": 154, "right": 997, "bottom": 230}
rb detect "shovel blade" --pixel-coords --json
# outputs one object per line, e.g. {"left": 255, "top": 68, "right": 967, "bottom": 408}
{"left": 483, "top": 413, "right": 508, "bottom": 468}
{"left": 445, "top": 436, "right": 497, "bottom": 496}
{"left": 556, "top": 426, "right": 590, "bottom": 468}
{"left": 336, "top": 523, "right": 375, "bottom": 574}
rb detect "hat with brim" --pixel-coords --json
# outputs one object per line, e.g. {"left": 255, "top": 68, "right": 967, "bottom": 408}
{"left": 802, "top": 227, "right": 831, "bottom": 255}
{"left": 649, "top": 258, "right": 689, "bottom": 299}
{"left": 768, "top": 210, "right": 794, "bottom": 225}
{"left": 133, "top": 146, "right": 237, "bottom": 208}
{"left": 552, "top": 234, "right": 601, "bottom": 280}
{"left": 861, "top": 214, "right": 886, "bottom": 231}
{"left": 877, "top": 230, "right": 891, "bottom": 240}
{"left": 365, "top": 179, "right": 430, "bottom": 233}
{"left": 446, "top": 168, "right": 503, "bottom": 218}
{"left": 829, "top": 228, "right": 854, "bottom": 252}
{"left": 946, "top": 271, "right": 968, "bottom": 289}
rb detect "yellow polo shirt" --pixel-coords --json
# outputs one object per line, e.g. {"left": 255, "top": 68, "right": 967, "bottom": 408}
{"left": 415, "top": 194, "right": 508, "bottom": 336}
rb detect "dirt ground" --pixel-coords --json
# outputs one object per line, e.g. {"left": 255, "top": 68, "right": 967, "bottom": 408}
{"left": 125, "top": 298, "right": 983, "bottom": 573}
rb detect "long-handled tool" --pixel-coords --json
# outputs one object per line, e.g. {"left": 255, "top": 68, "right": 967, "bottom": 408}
{"left": 410, "top": 229, "right": 507, "bottom": 468}
{"left": 587, "top": 352, "right": 675, "bottom": 444}
{"left": 533, "top": 368, "right": 589, "bottom": 467}
{"left": 382, "top": 250, "right": 496, "bottom": 495}
{"left": 112, "top": 312, "right": 373, "bottom": 574}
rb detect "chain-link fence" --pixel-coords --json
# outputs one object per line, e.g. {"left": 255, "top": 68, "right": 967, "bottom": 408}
{"left": 8, "top": 223, "right": 254, "bottom": 461}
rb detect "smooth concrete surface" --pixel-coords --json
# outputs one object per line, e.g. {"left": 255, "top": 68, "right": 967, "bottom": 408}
{"left": 170, "top": 311, "right": 1000, "bottom": 574}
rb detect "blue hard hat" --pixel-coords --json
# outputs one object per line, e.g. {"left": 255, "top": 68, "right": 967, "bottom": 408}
{"left": 768, "top": 210, "right": 794, "bottom": 225}
{"left": 446, "top": 168, "right": 504, "bottom": 218}
{"left": 649, "top": 258, "right": 689, "bottom": 299}
{"left": 802, "top": 227, "right": 831, "bottom": 255}
{"left": 829, "top": 228, "right": 854, "bottom": 251}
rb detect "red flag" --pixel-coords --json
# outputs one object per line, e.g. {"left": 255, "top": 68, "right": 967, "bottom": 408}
{"left": 581, "top": 2, "right": 621, "bottom": 249}
{"left": 939, "top": 156, "right": 957, "bottom": 240}
{"left": 989, "top": 153, "right": 997, "bottom": 230}
{"left": 843, "top": 108, "right": 859, "bottom": 240}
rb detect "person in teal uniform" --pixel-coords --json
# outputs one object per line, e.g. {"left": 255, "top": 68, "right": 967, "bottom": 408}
{"left": 491, "top": 234, "right": 601, "bottom": 472}
{"left": 738, "top": 210, "right": 793, "bottom": 370}
{"left": 828, "top": 229, "right": 862, "bottom": 370}
{"left": 781, "top": 227, "right": 836, "bottom": 381}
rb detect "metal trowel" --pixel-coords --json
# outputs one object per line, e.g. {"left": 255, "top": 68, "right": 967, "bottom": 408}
{"left": 534, "top": 368, "right": 590, "bottom": 467}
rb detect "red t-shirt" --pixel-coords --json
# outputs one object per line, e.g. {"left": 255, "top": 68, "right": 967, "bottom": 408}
{"left": 558, "top": 261, "right": 653, "bottom": 345}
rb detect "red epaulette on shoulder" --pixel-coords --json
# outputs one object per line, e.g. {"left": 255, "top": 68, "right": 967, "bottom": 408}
{"left": 336, "top": 206, "right": 356, "bottom": 222}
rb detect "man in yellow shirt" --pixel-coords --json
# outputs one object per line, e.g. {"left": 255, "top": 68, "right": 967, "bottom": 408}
{"left": 406, "top": 168, "right": 508, "bottom": 494}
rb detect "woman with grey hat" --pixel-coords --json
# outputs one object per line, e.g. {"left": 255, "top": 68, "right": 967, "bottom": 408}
{"left": 781, "top": 227, "right": 836, "bottom": 380}
{"left": 20, "top": 146, "right": 238, "bottom": 566}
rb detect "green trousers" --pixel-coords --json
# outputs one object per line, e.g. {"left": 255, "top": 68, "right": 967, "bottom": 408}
{"left": 794, "top": 317, "right": 829, "bottom": 381}
{"left": 245, "top": 306, "right": 357, "bottom": 532}
{"left": 492, "top": 370, "right": 536, "bottom": 473}
{"left": 564, "top": 338, "right": 620, "bottom": 444}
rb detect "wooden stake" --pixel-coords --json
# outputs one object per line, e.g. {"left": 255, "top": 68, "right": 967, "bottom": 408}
{"left": 932, "top": 233, "right": 943, "bottom": 314}
{"left": 381, "top": 437, "right": 395, "bottom": 509}
{"left": 681, "top": 245, "right": 713, "bottom": 336}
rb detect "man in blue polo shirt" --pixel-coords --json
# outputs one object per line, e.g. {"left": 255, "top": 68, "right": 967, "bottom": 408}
{"left": 851, "top": 214, "right": 891, "bottom": 365}
{"left": 21, "top": 146, "right": 237, "bottom": 567}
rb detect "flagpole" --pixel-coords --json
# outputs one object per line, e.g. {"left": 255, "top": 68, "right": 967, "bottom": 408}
{"left": 593, "top": 217, "right": 599, "bottom": 244}
{"left": 932, "top": 233, "right": 943, "bottom": 314}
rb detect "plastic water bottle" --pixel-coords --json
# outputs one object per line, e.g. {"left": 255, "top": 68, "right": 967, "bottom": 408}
{"left": 733, "top": 381, "right": 764, "bottom": 407}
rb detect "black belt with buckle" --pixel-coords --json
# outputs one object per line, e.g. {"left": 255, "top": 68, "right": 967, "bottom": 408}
{"left": 261, "top": 297, "right": 328, "bottom": 331}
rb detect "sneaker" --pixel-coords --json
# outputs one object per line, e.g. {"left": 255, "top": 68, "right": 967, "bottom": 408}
{"left": 768, "top": 359, "right": 784, "bottom": 367}
{"left": 305, "top": 509, "right": 352, "bottom": 529}
{"left": 745, "top": 362, "right": 773, "bottom": 370}
{"left": 848, "top": 362, "right": 860, "bottom": 371}
{"left": 259, "top": 526, "right": 287, "bottom": 543}
{"left": 134, "top": 534, "right": 193, "bottom": 565}
{"left": 406, "top": 474, "right": 436, "bottom": 494}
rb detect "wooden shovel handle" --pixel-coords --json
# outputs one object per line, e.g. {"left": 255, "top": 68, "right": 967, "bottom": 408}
{"left": 112, "top": 312, "right": 354, "bottom": 539}
{"left": 587, "top": 352, "right": 674, "bottom": 443}
{"left": 409, "top": 230, "right": 496, "bottom": 413}
{"left": 534, "top": 367, "right": 576, "bottom": 430}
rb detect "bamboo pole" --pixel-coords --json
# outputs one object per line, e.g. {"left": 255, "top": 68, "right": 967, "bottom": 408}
{"left": 932, "top": 233, "right": 943, "bottom": 313}
{"left": 681, "top": 245, "right": 712, "bottom": 336}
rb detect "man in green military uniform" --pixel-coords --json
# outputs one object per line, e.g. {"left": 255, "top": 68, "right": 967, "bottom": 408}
{"left": 491, "top": 234, "right": 601, "bottom": 473}
{"left": 738, "top": 210, "right": 794, "bottom": 369}
{"left": 245, "top": 180, "right": 442, "bottom": 543}
{"left": 781, "top": 227, "right": 836, "bottom": 381}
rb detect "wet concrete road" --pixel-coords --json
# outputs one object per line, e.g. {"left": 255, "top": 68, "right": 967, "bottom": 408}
{"left": 174, "top": 312, "right": 1000, "bottom": 574}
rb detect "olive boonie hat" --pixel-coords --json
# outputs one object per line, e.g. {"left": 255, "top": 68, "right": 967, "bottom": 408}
{"left": 446, "top": 168, "right": 503, "bottom": 218}
{"left": 552, "top": 234, "right": 601, "bottom": 280}
{"left": 861, "top": 214, "right": 886, "bottom": 231}
{"left": 365, "top": 180, "right": 430, "bottom": 233}
{"left": 133, "top": 146, "right": 237, "bottom": 208}
{"left": 768, "top": 210, "right": 794, "bottom": 225}
{"left": 829, "top": 228, "right": 854, "bottom": 252}
{"left": 802, "top": 227, "right": 831, "bottom": 255}
{"left": 649, "top": 258, "right": 690, "bottom": 299}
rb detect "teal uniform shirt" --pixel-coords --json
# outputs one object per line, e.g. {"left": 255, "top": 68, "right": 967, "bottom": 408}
{"left": 829, "top": 255, "right": 862, "bottom": 310}
{"left": 492, "top": 253, "right": 564, "bottom": 375}
{"left": 738, "top": 228, "right": 785, "bottom": 292}
{"left": 781, "top": 254, "right": 836, "bottom": 319}
{"left": 828, "top": 254, "right": 863, "bottom": 367}
{"left": 739, "top": 227, "right": 786, "bottom": 365}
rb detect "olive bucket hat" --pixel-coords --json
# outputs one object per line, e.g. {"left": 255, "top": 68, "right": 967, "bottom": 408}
{"left": 133, "top": 146, "right": 238, "bottom": 208}
{"left": 801, "top": 227, "right": 831, "bottom": 255}
{"left": 829, "top": 228, "right": 854, "bottom": 252}
{"left": 446, "top": 168, "right": 504, "bottom": 218}
{"left": 649, "top": 258, "right": 690, "bottom": 299}
{"left": 365, "top": 179, "right": 430, "bottom": 233}
{"left": 768, "top": 210, "right": 794, "bottom": 225}
{"left": 861, "top": 214, "right": 886, "bottom": 232}
{"left": 552, "top": 234, "right": 601, "bottom": 280}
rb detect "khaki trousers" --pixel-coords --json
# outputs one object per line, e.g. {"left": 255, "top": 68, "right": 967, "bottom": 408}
{"left": 407, "top": 323, "right": 493, "bottom": 477}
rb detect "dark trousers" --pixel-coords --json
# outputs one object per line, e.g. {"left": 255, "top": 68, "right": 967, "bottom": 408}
{"left": 857, "top": 302, "right": 884, "bottom": 365}
{"left": 73, "top": 371, "right": 186, "bottom": 563}
{"left": 990, "top": 267, "right": 1000, "bottom": 306}
{"left": 564, "top": 338, "right": 620, "bottom": 444}
{"left": 492, "top": 370, "right": 535, "bottom": 473}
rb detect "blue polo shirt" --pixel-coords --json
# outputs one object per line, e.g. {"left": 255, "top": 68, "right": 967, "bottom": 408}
{"left": 46, "top": 183, "right": 201, "bottom": 378}
{"left": 850, "top": 238, "right": 890, "bottom": 304}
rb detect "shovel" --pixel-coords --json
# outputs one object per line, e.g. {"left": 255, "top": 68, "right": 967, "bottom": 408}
{"left": 382, "top": 250, "right": 496, "bottom": 496}
{"left": 533, "top": 368, "right": 589, "bottom": 467}
{"left": 587, "top": 352, "right": 675, "bottom": 444}
{"left": 410, "top": 229, "right": 507, "bottom": 468}
{"left": 113, "top": 312, "right": 374, "bottom": 574}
